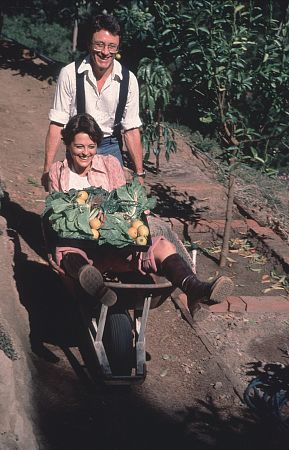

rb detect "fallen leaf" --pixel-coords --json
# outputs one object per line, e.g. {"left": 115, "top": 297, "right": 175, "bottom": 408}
{"left": 263, "top": 288, "right": 273, "bottom": 293}
{"left": 263, "top": 286, "right": 285, "bottom": 293}
{"left": 262, "top": 275, "right": 270, "bottom": 281}
{"left": 270, "top": 285, "right": 285, "bottom": 290}
{"left": 277, "top": 275, "right": 286, "bottom": 284}
{"left": 226, "top": 257, "right": 237, "bottom": 263}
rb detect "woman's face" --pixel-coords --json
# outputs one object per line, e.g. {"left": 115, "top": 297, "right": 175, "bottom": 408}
{"left": 68, "top": 132, "right": 97, "bottom": 175}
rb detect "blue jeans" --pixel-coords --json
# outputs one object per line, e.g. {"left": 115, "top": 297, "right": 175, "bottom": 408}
{"left": 97, "top": 136, "right": 123, "bottom": 166}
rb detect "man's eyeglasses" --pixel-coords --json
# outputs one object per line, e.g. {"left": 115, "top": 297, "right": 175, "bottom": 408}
{"left": 91, "top": 41, "right": 119, "bottom": 54}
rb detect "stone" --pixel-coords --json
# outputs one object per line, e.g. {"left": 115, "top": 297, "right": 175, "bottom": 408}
{"left": 0, "top": 350, "right": 15, "bottom": 432}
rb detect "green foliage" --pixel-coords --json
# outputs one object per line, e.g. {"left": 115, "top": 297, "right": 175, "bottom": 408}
{"left": 137, "top": 57, "right": 176, "bottom": 170}
{"left": 159, "top": 0, "right": 289, "bottom": 175}
{"left": 2, "top": 0, "right": 106, "bottom": 24}
{"left": 2, "top": 14, "right": 72, "bottom": 63}
{"left": 117, "top": 1, "right": 155, "bottom": 43}
{"left": 149, "top": 0, "right": 289, "bottom": 172}
{"left": 116, "top": 1, "right": 177, "bottom": 170}
{"left": 118, "top": 0, "right": 289, "bottom": 172}
{"left": 1, "top": 1, "right": 108, "bottom": 61}
{"left": 112, "top": 177, "right": 157, "bottom": 217}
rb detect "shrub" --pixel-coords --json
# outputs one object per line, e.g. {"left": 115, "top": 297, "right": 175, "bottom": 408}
{"left": 2, "top": 14, "right": 72, "bottom": 63}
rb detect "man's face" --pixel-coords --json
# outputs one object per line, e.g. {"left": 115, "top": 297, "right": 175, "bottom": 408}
{"left": 90, "top": 30, "right": 120, "bottom": 74}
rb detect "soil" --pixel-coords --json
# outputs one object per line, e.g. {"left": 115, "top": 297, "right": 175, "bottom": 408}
{"left": 1, "top": 38, "right": 289, "bottom": 449}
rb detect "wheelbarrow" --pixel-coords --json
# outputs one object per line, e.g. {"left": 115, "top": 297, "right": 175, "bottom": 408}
{"left": 42, "top": 214, "right": 194, "bottom": 386}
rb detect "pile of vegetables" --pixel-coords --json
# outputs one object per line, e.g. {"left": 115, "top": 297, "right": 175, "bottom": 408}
{"left": 43, "top": 179, "right": 156, "bottom": 248}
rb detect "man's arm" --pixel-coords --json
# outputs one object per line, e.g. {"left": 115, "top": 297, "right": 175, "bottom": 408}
{"left": 123, "top": 128, "right": 145, "bottom": 183}
{"left": 41, "top": 122, "right": 64, "bottom": 191}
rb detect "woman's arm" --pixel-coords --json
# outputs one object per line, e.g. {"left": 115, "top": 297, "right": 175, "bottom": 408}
{"left": 103, "top": 156, "right": 127, "bottom": 190}
{"left": 48, "top": 161, "right": 63, "bottom": 192}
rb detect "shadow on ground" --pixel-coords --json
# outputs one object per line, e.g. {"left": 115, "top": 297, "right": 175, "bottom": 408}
{"left": 149, "top": 182, "right": 208, "bottom": 221}
{"left": 1, "top": 193, "right": 78, "bottom": 361}
{"left": 148, "top": 182, "right": 208, "bottom": 244}
{"left": 9, "top": 239, "right": 289, "bottom": 449}
{"left": 10, "top": 230, "right": 78, "bottom": 357}
{"left": 1, "top": 192, "right": 47, "bottom": 260}
{"left": 32, "top": 381, "right": 289, "bottom": 450}
{"left": 0, "top": 39, "right": 63, "bottom": 83}
{"left": 1, "top": 196, "right": 288, "bottom": 449}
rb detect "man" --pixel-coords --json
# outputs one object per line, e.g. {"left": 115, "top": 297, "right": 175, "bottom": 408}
{"left": 42, "top": 14, "right": 145, "bottom": 191}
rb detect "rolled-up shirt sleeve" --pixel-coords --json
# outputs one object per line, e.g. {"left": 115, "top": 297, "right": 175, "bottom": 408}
{"left": 48, "top": 63, "right": 76, "bottom": 125}
{"left": 48, "top": 161, "right": 62, "bottom": 192}
{"left": 121, "top": 72, "right": 142, "bottom": 131}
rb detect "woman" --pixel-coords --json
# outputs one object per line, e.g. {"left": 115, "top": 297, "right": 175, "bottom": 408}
{"left": 48, "top": 113, "right": 234, "bottom": 320}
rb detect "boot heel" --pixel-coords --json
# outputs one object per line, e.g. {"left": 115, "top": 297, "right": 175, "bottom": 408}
{"left": 209, "top": 276, "right": 234, "bottom": 303}
{"left": 78, "top": 265, "right": 117, "bottom": 307}
{"left": 188, "top": 303, "right": 210, "bottom": 322}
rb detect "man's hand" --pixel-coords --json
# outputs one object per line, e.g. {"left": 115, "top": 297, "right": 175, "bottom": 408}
{"left": 123, "top": 128, "right": 144, "bottom": 178}
{"left": 42, "top": 122, "right": 63, "bottom": 191}
{"left": 41, "top": 172, "right": 50, "bottom": 192}
{"left": 137, "top": 175, "right": 145, "bottom": 186}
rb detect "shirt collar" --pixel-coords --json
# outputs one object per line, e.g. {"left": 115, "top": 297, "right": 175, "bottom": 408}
{"left": 112, "top": 59, "right": 123, "bottom": 81}
{"left": 63, "top": 155, "right": 106, "bottom": 174}
{"left": 90, "top": 154, "right": 108, "bottom": 173}
{"left": 77, "top": 56, "right": 90, "bottom": 74}
{"left": 78, "top": 56, "right": 123, "bottom": 82}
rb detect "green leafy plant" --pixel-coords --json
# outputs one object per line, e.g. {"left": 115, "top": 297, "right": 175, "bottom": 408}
{"left": 153, "top": 0, "right": 289, "bottom": 171}
{"left": 2, "top": 14, "right": 72, "bottom": 63}
{"left": 43, "top": 179, "right": 156, "bottom": 247}
{"left": 137, "top": 57, "right": 176, "bottom": 172}
{"left": 117, "top": 1, "right": 155, "bottom": 43}
{"left": 148, "top": 0, "right": 289, "bottom": 265}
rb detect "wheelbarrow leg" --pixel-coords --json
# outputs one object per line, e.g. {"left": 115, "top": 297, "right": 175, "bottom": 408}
{"left": 136, "top": 296, "right": 151, "bottom": 375}
{"left": 89, "top": 304, "right": 112, "bottom": 375}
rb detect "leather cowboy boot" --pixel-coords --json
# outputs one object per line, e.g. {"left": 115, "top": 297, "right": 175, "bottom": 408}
{"left": 78, "top": 264, "right": 117, "bottom": 307}
{"left": 62, "top": 253, "right": 117, "bottom": 307}
{"left": 182, "top": 274, "right": 234, "bottom": 320}
{"left": 161, "top": 254, "right": 233, "bottom": 321}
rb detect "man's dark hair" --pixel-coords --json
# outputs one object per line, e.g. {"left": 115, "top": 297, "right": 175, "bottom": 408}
{"left": 89, "top": 14, "right": 121, "bottom": 39}
{"left": 61, "top": 113, "right": 103, "bottom": 147}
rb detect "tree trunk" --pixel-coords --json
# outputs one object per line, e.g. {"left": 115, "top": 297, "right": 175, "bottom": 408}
{"left": 0, "top": 9, "right": 3, "bottom": 35}
{"left": 156, "top": 152, "right": 160, "bottom": 174}
{"left": 72, "top": 18, "right": 78, "bottom": 55}
{"left": 155, "top": 108, "right": 162, "bottom": 174}
{"left": 220, "top": 171, "right": 235, "bottom": 267}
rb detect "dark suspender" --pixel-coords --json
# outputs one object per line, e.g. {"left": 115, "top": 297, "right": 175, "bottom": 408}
{"left": 75, "top": 60, "right": 130, "bottom": 139}
{"left": 112, "top": 65, "right": 129, "bottom": 138}
{"left": 75, "top": 59, "right": 85, "bottom": 115}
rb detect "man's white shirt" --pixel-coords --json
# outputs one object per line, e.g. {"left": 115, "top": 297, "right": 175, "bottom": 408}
{"left": 49, "top": 57, "right": 142, "bottom": 136}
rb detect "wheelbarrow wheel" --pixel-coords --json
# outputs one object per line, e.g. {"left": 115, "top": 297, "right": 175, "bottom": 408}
{"left": 103, "top": 313, "right": 133, "bottom": 376}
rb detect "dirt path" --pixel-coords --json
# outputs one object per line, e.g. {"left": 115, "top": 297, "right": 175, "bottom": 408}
{"left": 1, "top": 39, "right": 289, "bottom": 449}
